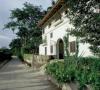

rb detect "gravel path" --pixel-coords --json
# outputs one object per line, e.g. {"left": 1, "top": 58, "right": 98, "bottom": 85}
{"left": 0, "top": 58, "right": 60, "bottom": 90}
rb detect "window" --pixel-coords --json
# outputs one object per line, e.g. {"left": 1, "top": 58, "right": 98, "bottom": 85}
{"left": 50, "top": 45, "right": 53, "bottom": 53}
{"left": 70, "top": 41, "right": 76, "bottom": 53}
{"left": 48, "top": 23, "right": 51, "bottom": 28}
{"left": 50, "top": 32, "right": 53, "bottom": 38}
{"left": 59, "top": 14, "right": 61, "bottom": 20}
{"left": 42, "top": 29, "right": 44, "bottom": 34}
{"left": 65, "top": 9, "right": 68, "bottom": 14}
{"left": 45, "top": 47, "right": 47, "bottom": 55}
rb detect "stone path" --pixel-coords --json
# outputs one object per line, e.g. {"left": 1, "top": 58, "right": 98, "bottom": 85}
{"left": 0, "top": 58, "right": 60, "bottom": 90}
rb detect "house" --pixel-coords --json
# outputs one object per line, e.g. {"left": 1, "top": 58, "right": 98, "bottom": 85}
{"left": 38, "top": 0, "right": 93, "bottom": 59}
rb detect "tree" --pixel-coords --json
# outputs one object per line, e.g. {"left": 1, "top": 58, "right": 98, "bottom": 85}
{"left": 64, "top": 0, "right": 100, "bottom": 56}
{"left": 9, "top": 38, "right": 22, "bottom": 55}
{"left": 4, "top": 2, "right": 45, "bottom": 54}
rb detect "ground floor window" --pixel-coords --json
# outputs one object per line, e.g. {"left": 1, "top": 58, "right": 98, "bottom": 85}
{"left": 45, "top": 47, "right": 47, "bottom": 55}
{"left": 50, "top": 32, "right": 53, "bottom": 38}
{"left": 50, "top": 45, "right": 53, "bottom": 54}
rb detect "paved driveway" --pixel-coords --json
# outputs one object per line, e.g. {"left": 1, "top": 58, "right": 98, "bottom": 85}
{"left": 0, "top": 58, "right": 60, "bottom": 90}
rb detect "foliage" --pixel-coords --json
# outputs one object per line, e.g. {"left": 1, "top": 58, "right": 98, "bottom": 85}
{"left": 0, "top": 48, "right": 12, "bottom": 62}
{"left": 64, "top": 33, "right": 79, "bottom": 58}
{"left": 46, "top": 61, "right": 69, "bottom": 83}
{"left": 63, "top": 33, "right": 70, "bottom": 57}
{"left": 24, "top": 54, "right": 33, "bottom": 61}
{"left": 89, "top": 46, "right": 100, "bottom": 57}
{"left": 76, "top": 57, "right": 100, "bottom": 90}
{"left": 64, "top": 0, "right": 100, "bottom": 56}
{"left": 42, "top": 36, "right": 47, "bottom": 44}
{"left": 4, "top": 2, "right": 45, "bottom": 54}
{"left": 9, "top": 38, "right": 22, "bottom": 55}
{"left": 18, "top": 52, "right": 24, "bottom": 62}
{"left": 46, "top": 59, "right": 76, "bottom": 83}
{"left": 46, "top": 57, "right": 100, "bottom": 90}
{"left": 46, "top": 0, "right": 100, "bottom": 89}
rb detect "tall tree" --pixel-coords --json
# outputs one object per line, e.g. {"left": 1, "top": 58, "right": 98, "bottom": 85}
{"left": 4, "top": 2, "right": 45, "bottom": 54}
{"left": 64, "top": 0, "right": 100, "bottom": 56}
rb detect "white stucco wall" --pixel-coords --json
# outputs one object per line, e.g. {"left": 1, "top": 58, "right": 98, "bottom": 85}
{"left": 78, "top": 43, "right": 93, "bottom": 57}
{"left": 39, "top": 6, "right": 93, "bottom": 57}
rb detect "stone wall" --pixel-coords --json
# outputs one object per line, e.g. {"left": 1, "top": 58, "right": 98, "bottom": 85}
{"left": 32, "top": 55, "right": 51, "bottom": 70}
{"left": 47, "top": 75, "right": 93, "bottom": 90}
{"left": 24, "top": 54, "right": 52, "bottom": 69}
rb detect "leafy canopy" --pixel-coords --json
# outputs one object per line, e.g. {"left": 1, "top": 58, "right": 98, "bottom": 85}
{"left": 64, "top": 0, "right": 100, "bottom": 55}
{"left": 4, "top": 2, "right": 45, "bottom": 54}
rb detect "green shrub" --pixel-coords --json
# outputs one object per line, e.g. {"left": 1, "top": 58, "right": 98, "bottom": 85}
{"left": 0, "top": 48, "right": 12, "bottom": 62}
{"left": 45, "top": 57, "right": 100, "bottom": 90}
{"left": 76, "top": 57, "right": 100, "bottom": 90}
{"left": 46, "top": 61, "right": 76, "bottom": 83}
{"left": 18, "top": 53, "right": 24, "bottom": 62}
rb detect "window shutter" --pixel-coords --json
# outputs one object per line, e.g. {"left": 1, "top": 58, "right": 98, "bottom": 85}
{"left": 70, "top": 41, "right": 76, "bottom": 53}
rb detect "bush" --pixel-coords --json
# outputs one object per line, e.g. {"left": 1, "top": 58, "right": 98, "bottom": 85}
{"left": 77, "top": 57, "right": 100, "bottom": 90}
{"left": 45, "top": 57, "right": 100, "bottom": 90}
{"left": 46, "top": 61, "right": 76, "bottom": 83}
{"left": 17, "top": 53, "right": 24, "bottom": 62}
{"left": 0, "top": 49, "right": 12, "bottom": 62}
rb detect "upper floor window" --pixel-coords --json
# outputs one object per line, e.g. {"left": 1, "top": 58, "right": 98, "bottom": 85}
{"left": 69, "top": 41, "right": 76, "bottom": 53}
{"left": 42, "top": 29, "right": 45, "bottom": 34}
{"left": 50, "top": 32, "right": 53, "bottom": 38}
{"left": 59, "top": 13, "right": 61, "bottom": 20}
{"left": 64, "top": 9, "right": 68, "bottom": 15}
{"left": 65, "top": 9, "right": 68, "bottom": 15}
{"left": 48, "top": 23, "right": 51, "bottom": 28}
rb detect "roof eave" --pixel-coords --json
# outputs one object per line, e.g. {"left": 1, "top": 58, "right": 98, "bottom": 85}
{"left": 38, "top": 0, "right": 64, "bottom": 27}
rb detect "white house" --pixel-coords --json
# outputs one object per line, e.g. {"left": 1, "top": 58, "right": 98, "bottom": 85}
{"left": 38, "top": 0, "right": 93, "bottom": 59}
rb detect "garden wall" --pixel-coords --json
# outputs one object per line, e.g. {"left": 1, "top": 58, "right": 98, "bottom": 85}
{"left": 32, "top": 55, "right": 51, "bottom": 70}
{"left": 24, "top": 54, "right": 51, "bottom": 69}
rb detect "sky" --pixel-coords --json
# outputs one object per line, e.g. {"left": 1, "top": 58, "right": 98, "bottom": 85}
{"left": 0, "top": 0, "right": 51, "bottom": 48}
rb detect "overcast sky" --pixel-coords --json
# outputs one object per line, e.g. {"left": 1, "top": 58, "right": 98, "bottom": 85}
{"left": 0, "top": 0, "right": 51, "bottom": 48}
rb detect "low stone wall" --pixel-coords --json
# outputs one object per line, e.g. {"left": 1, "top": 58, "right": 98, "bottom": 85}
{"left": 32, "top": 55, "right": 50, "bottom": 70}
{"left": 24, "top": 54, "right": 51, "bottom": 69}
{"left": 47, "top": 75, "right": 93, "bottom": 90}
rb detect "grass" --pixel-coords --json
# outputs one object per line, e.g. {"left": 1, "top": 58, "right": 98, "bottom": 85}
{"left": 24, "top": 54, "right": 33, "bottom": 61}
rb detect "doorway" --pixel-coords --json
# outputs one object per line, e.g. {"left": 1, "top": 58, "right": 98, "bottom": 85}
{"left": 56, "top": 39, "right": 64, "bottom": 59}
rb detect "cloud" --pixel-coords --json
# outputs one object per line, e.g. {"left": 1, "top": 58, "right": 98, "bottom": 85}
{"left": 0, "top": 35, "right": 12, "bottom": 48}
{"left": 0, "top": 35, "right": 11, "bottom": 40}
